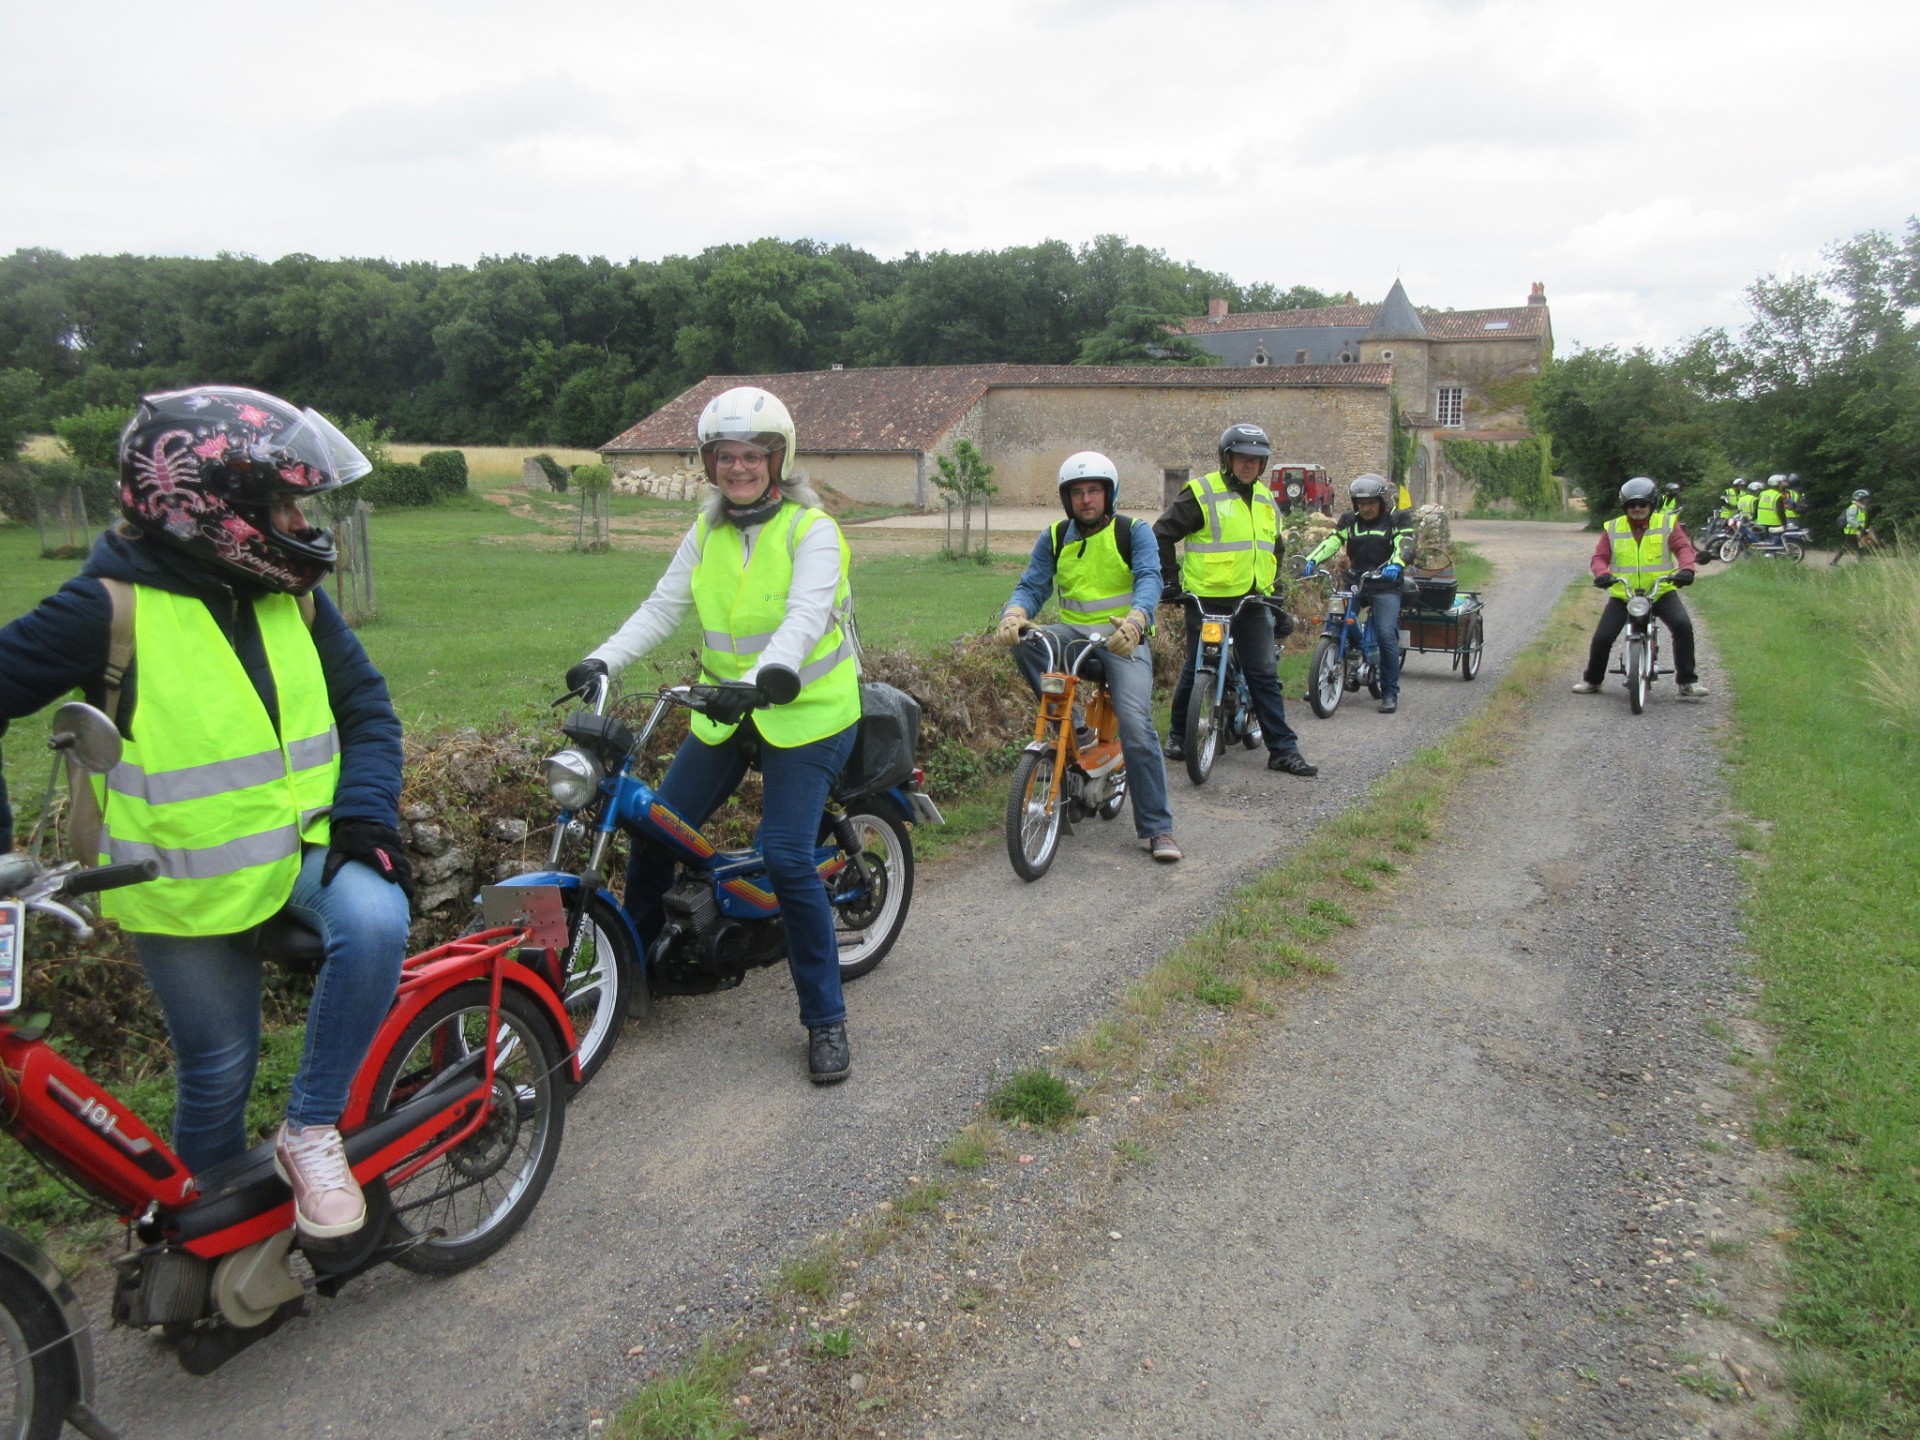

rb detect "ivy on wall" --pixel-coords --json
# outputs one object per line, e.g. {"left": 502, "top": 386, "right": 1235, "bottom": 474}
{"left": 1439, "top": 436, "right": 1557, "bottom": 511}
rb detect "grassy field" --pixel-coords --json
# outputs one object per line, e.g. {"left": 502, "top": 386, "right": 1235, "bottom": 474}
{"left": 1692, "top": 556, "right": 1920, "bottom": 1438}
{"left": 387, "top": 442, "right": 602, "bottom": 492}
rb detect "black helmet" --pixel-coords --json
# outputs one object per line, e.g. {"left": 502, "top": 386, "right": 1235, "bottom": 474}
{"left": 1217, "top": 423, "right": 1271, "bottom": 472}
{"left": 1853, "top": 489, "right": 1870, "bottom": 502}
{"left": 1619, "top": 477, "right": 1659, "bottom": 507}
{"left": 1662, "top": 482, "right": 1682, "bottom": 496}
{"left": 118, "top": 386, "right": 370, "bottom": 595}
{"left": 1349, "top": 473, "right": 1393, "bottom": 507}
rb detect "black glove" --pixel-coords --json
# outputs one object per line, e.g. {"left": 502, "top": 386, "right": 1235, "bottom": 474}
{"left": 565, "top": 657, "right": 608, "bottom": 694}
{"left": 701, "top": 681, "right": 763, "bottom": 727}
{"left": 322, "top": 819, "right": 415, "bottom": 904}
{"left": 1593, "top": 574, "right": 1615, "bottom": 590}
{"left": 1159, "top": 589, "right": 1189, "bottom": 608}
{"left": 1672, "top": 568, "right": 1695, "bottom": 587}
{"left": 1273, "top": 606, "right": 1296, "bottom": 639}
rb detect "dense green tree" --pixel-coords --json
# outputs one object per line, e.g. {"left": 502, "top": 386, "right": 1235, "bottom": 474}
{"left": 0, "top": 367, "right": 43, "bottom": 458}
{"left": 1528, "top": 345, "right": 1723, "bottom": 514}
{"left": 1074, "top": 305, "right": 1211, "bottom": 366}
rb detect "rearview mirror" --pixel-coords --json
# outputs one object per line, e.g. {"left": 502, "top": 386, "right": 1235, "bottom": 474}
{"left": 50, "top": 702, "right": 122, "bottom": 775}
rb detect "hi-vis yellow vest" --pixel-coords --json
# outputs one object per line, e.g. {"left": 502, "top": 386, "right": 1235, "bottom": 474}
{"left": 690, "top": 504, "right": 860, "bottom": 747}
{"left": 1756, "top": 488, "right": 1784, "bottom": 526}
{"left": 1604, "top": 514, "right": 1678, "bottom": 602}
{"left": 1053, "top": 519, "right": 1136, "bottom": 624}
{"left": 1179, "top": 472, "right": 1279, "bottom": 596}
{"left": 97, "top": 587, "right": 339, "bottom": 936}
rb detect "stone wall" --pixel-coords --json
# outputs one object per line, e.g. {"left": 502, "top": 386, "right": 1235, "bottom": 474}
{"left": 976, "top": 385, "right": 1394, "bottom": 508}
{"left": 608, "top": 450, "right": 920, "bottom": 506}
{"left": 1430, "top": 338, "right": 1543, "bottom": 430}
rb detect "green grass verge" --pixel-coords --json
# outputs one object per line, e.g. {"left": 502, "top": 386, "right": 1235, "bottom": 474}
{"left": 1692, "top": 558, "right": 1920, "bottom": 1439}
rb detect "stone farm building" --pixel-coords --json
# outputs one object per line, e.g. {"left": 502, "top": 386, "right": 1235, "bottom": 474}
{"left": 1173, "top": 281, "right": 1555, "bottom": 508}
{"left": 599, "top": 283, "right": 1551, "bottom": 513}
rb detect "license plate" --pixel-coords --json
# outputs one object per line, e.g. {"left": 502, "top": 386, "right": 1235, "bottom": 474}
{"left": 1200, "top": 621, "right": 1225, "bottom": 643}
{"left": 0, "top": 901, "right": 23, "bottom": 1014}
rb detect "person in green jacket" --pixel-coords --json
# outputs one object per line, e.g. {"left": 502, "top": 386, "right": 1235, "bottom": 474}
{"left": 0, "top": 387, "right": 412, "bottom": 1240}
{"left": 1300, "top": 475, "right": 1417, "bottom": 713}
{"left": 564, "top": 386, "right": 863, "bottom": 1084}
{"left": 1830, "top": 489, "right": 1879, "bottom": 565}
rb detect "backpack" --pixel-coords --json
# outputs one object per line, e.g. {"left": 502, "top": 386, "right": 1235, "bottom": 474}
{"left": 1048, "top": 514, "right": 1137, "bottom": 565}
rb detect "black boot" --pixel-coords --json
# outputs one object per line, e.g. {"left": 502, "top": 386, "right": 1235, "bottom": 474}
{"left": 808, "top": 1023, "right": 851, "bottom": 1085}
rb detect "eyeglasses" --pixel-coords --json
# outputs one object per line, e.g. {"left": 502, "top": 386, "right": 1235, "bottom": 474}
{"left": 1624, "top": 500, "right": 1653, "bottom": 510}
{"left": 712, "top": 451, "right": 769, "bottom": 471}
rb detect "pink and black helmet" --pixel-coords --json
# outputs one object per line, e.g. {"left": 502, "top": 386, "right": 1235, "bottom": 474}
{"left": 117, "top": 386, "right": 370, "bottom": 594}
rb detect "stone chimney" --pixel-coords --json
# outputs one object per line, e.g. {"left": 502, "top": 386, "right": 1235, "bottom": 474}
{"left": 1528, "top": 282, "right": 1547, "bottom": 306}
{"left": 1207, "top": 297, "right": 1229, "bottom": 322}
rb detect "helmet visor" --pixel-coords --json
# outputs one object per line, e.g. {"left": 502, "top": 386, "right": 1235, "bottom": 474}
{"left": 284, "top": 408, "right": 373, "bottom": 484}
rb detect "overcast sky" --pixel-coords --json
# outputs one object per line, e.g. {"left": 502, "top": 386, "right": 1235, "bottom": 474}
{"left": 4, "top": 0, "right": 1915, "bottom": 355}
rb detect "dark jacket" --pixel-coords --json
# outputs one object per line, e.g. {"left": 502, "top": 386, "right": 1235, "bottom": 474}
{"left": 0, "top": 529, "right": 403, "bottom": 852}
{"left": 1309, "top": 507, "right": 1416, "bottom": 596}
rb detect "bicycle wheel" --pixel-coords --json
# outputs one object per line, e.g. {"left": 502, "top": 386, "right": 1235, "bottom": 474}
{"left": 1308, "top": 639, "right": 1343, "bottom": 718}
{"left": 1718, "top": 537, "right": 1742, "bottom": 564}
{"left": 829, "top": 803, "right": 914, "bottom": 980}
{"left": 1005, "top": 748, "right": 1064, "bottom": 882}
{"left": 1183, "top": 672, "right": 1219, "bottom": 785}
{"left": 1460, "top": 616, "right": 1484, "bottom": 681}
{"left": 1627, "top": 637, "right": 1647, "bottom": 715}
{"left": 0, "top": 1264, "right": 74, "bottom": 1440}
{"left": 556, "top": 892, "right": 637, "bottom": 1087}
{"left": 372, "top": 982, "right": 566, "bottom": 1276}
{"left": 1783, "top": 541, "right": 1805, "bottom": 562}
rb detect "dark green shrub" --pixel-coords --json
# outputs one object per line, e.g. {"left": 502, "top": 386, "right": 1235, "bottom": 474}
{"left": 531, "top": 452, "right": 568, "bottom": 492}
{"left": 360, "top": 461, "right": 436, "bottom": 507}
{"left": 418, "top": 449, "right": 468, "bottom": 498}
{"left": 0, "top": 458, "right": 119, "bottom": 530}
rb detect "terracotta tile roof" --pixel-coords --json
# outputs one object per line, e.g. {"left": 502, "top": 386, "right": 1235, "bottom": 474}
{"left": 602, "top": 364, "right": 1391, "bottom": 454}
{"left": 1417, "top": 306, "right": 1549, "bottom": 340}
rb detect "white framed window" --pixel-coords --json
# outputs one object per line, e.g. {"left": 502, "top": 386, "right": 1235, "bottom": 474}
{"left": 1436, "top": 386, "right": 1464, "bottom": 427}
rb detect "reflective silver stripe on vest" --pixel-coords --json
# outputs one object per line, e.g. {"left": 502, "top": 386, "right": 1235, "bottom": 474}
{"left": 1065, "top": 591, "right": 1133, "bottom": 613}
{"left": 300, "top": 804, "right": 334, "bottom": 828}
{"left": 106, "top": 727, "right": 339, "bottom": 805}
{"left": 704, "top": 629, "right": 778, "bottom": 655}
{"left": 1611, "top": 516, "right": 1675, "bottom": 579}
{"left": 1186, "top": 538, "right": 1253, "bottom": 553}
{"left": 101, "top": 821, "right": 302, "bottom": 880}
{"left": 288, "top": 727, "right": 340, "bottom": 771}
{"left": 796, "top": 634, "right": 856, "bottom": 685}
{"left": 106, "top": 747, "right": 288, "bottom": 806}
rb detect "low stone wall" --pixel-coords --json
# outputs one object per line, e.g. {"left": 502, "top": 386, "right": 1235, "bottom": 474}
{"left": 608, "top": 463, "right": 706, "bottom": 499}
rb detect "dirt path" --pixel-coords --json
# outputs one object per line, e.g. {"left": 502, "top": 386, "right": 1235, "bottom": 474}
{"left": 913, "top": 564, "right": 1786, "bottom": 1438}
{"left": 78, "top": 522, "right": 1780, "bottom": 1438}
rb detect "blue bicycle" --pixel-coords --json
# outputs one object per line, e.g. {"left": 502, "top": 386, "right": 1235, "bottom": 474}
{"left": 486, "top": 674, "right": 941, "bottom": 1085}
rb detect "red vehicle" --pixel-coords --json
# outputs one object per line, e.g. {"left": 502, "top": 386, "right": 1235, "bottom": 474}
{"left": 2, "top": 704, "right": 578, "bottom": 1439}
{"left": 1270, "top": 464, "right": 1333, "bottom": 516}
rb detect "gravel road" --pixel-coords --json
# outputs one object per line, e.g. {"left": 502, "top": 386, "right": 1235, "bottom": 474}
{"left": 81, "top": 522, "right": 1782, "bottom": 1438}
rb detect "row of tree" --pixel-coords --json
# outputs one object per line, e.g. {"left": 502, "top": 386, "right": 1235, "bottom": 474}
{"left": 1530, "top": 219, "right": 1918, "bottom": 533}
{"left": 0, "top": 238, "right": 1330, "bottom": 450}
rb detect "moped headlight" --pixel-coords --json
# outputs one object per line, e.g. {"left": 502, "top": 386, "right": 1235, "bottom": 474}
{"left": 1039, "top": 675, "right": 1067, "bottom": 695}
{"left": 1626, "top": 595, "right": 1653, "bottom": 619}
{"left": 542, "top": 748, "right": 604, "bottom": 810}
{"left": 1200, "top": 620, "right": 1226, "bottom": 643}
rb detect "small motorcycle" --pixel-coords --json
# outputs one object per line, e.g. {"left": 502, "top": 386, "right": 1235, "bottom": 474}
{"left": 1612, "top": 581, "right": 1672, "bottom": 714}
{"left": 493, "top": 674, "right": 941, "bottom": 1085}
{"left": 1307, "top": 568, "right": 1393, "bottom": 718}
{"left": 2, "top": 705, "right": 574, "bottom": 1440}
{"left": 1719, "top": 519, "right": 1809, "bottom": 563}
{"left": 1171, "top": 593, "right": 1271, "bottom": 784}
{"left": 1005, "top": 629, "right": 1129, "bottom": 881}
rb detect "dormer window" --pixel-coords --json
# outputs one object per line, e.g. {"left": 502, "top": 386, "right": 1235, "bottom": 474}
{"left": 1251, "top": 344, "right": 1269, "bottom": 367}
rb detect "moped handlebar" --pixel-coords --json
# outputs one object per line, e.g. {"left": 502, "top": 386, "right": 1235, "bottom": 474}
{"left": 59, "top": 860, "right": 160, "bottom": 897}
{"left": 1021, "top": 626, "right": 1110, "bottom": 678}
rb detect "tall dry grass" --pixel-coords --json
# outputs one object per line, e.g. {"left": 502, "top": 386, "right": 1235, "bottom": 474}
{"left": 1845, "top": 548, "right": 1920, "bottom": 729}
{"left": 387, "top": 443, "right": 602, "bottom": 492}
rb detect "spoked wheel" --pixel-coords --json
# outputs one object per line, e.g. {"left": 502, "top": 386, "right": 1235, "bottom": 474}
{"left": 1309, "top": 639, "right": 1344, "bottom": 718}
{"left": 555, "top": 893, "right": 637, "bottom": 1087}
{"left": 1718, "top": 537, "right": 1743, "bottom": 564}
{"left": 0, "top": 1266, "right": 74, "bottom": 1440}
{"left": 828, "top": 803, "right": 914, "bottom": 979}
{"left": 1184, "top": 672, "right": 1220, "bottom": 785}
{"left": 1005, "top": 748, "right": 1065, "bottom": 881}
{"left": 1626, "top": 637, "right": 1648, "bottom": 715}
{"left": 372, "top": 982, "right": 567, "bottom": 1275}
{"left": 1783, "top": 541, "right": 1805, "bottom": 562}
{"left": 1460, "top": 617, "right": 1484, "bottom": 681}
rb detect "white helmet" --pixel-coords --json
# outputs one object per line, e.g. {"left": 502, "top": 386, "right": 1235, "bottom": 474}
{"left": 1746, "top": 480, "right": 1763, "bottom": 492}
{"left": 1057, "top": 451, "right": 1118, "bottom": 520}
{"left": 697, "top": 386, "right": 796, "bottom": 485}
{"left": 1766, "top": 473, "right": 1786, "bottom": 486}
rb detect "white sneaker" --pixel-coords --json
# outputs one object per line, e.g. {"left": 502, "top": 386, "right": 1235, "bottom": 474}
{"left": 1570, "top": 680, "right": 1599, "bottom": 694}
{"left": 1678, "top": 682, "right": 1711, "bottom": 698}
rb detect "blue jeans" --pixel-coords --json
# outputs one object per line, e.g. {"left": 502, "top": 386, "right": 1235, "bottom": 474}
{"left": 1170, "top": 599, "right": 1302, "bottom": 758}
{"left": 623, "top": 721, "right": 858, "bottom": 1029}
{"left": 1364, "top": 589, "right": 1403, "bottom": 701}
{"left": 1012, "top": 626, "right": 1174, "bottom": 839}
{"left": 136, "top": 845, "right": 410, "bottom": 1174}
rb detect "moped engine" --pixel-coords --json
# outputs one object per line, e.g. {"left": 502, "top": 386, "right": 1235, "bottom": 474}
{"left": 697, "top": 917, "right": 787, "bottom": 979}
{"left": 112, "top": 1245, "right": 212, "bottom": 1327}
